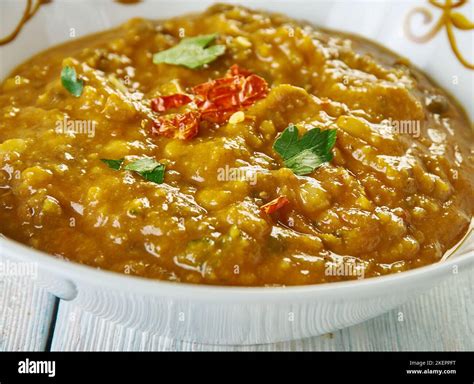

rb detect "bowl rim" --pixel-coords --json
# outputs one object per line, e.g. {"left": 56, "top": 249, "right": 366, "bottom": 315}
{"left": 1, "top": 230, "right": 472, "bottom": 302}
{"left": 0, "top": 1, "right": 473, "bottom": 302}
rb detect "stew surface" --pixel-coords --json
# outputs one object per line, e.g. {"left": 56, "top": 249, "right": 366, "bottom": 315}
{"left": 0, "top": 4, "right": 472, "bottom": 286}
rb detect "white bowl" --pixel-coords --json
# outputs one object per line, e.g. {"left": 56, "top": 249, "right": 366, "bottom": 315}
{"left": 1, "top": 0, "right": 473, "bottom": 344}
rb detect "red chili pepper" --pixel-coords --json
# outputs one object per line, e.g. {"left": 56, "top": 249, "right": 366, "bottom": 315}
{"left": 193, "top": 77, "right": 243, "bottom": 123}
{"left": 260, "top": 196, "right": 289, "bottom": 215}
{"left": 149, "top": 65, "right": 269, "bottom": 139}
{"left": 239, "top": 74, "right": 268, "bottom": 107}
{"left": 150, "top": 93, "right": 192, "bottom": 112}
{"left": 193, "top": 67, "right": 268, "bottom": 124}
{"left": 150, "top": 111, "right": 200, "bottom": 140}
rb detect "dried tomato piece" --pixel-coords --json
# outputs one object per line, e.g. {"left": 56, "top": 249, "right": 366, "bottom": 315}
{"left": 260, "top": 196, "right": 289, "bottom": 214}
{"left": 151, "top": 111, "right": 200, "bottom": 140}
{"left": 151, "top": 93, "right": 192, "bottom": 112}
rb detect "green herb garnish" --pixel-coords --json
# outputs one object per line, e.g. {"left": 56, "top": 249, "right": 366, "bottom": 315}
{"left": 101, "top": 158, "right": 124, "bottom": 170}
{"left": 273, "top": 124, "right": 337, "bottom": 176}
{"left": 153, "top": 34, "right": 226, "bottom": 69}
{"left": 101, "top": 157, "right": 165, "bottom": 184}
{"left": 61, "top": 66, "right": 84, "bottom": 97}
{"left": 124, "top": 158, "right": 165, "bottom": 184}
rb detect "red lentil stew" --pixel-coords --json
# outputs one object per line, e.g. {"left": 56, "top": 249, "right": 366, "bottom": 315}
{"left": 0, "top": 4, "right": 472, "bottom": 285}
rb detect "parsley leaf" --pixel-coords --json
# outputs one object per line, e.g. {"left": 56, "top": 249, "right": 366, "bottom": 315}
{"left": 61, "top": 66, "right": 84, "bottom": 97}
{"left": 139, "top": 165, "right": 166, "bottom": 184}
{"left": 153, "top": 34, "right": 226, "bottom": 69}
{"left": 101, "top": 157, "right": 165, "bottom": 184}
{"left": 101, "top": 158, "right": 124, "bottom": 170}
{"left": 124, "top": 158, "right": 161, "bottom": 173}
{"left": 124, "top": 158, "right": 166, "bottom": 184}
{"left": 273, "top": 124, "right": 337, "bottom": 176}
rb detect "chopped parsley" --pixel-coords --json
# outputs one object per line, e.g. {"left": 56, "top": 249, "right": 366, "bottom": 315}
{"left": 273, "top": 124, "right": 337, "bottom": 176}
{"left": 124, "top": 158, "right": 165, "bottom": 184}
{"left": 101, "top": 157, "right": 165, "bottom": 184}
{"left": 100, "top": 158, "right": 124, "bottom": 170}
{"left": 153, "top": 34, "right": 226, "bottom": 69}
{"left": 61, "top": 66, "right": 84, "bottom": 97}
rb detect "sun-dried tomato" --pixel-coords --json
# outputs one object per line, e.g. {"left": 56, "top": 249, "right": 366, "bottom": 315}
{"left": 150, "top": 93, "right": 192, "bottom": 112}
{"left": 260, "top": 196, "right": 289, "bottom": 215}
{"left": 150, "top": 111, "right": 200, "bottom": 140}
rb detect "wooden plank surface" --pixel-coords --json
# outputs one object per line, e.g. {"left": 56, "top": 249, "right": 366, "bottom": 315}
{"left": 50, "top": 268, "right": 474, "bottom": 351}
{"left": 0, "top": 256, "right": 57, "bottom": 351}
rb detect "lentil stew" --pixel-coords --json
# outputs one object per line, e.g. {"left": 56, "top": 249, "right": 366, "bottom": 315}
{"left": 0, "top": 4, "right": 472, "bottom": 286}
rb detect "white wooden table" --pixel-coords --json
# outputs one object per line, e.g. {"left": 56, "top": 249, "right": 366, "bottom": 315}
{"left": 0, "top": 257, "right": 472, "bottom": 351}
